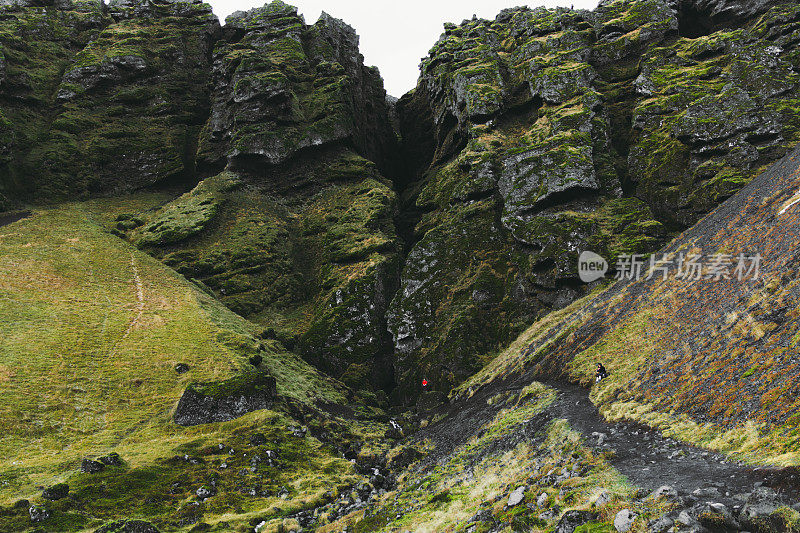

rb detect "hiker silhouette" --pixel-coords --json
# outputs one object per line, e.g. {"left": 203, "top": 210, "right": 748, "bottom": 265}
{"left": 595, "top": 363, "right": 608, "bottom": 383}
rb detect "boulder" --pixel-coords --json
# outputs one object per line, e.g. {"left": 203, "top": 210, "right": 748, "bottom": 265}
{"left": 614, "top": 509, "right": 637, "bottom": 532}
{"left": 675, "top": 510, "right": 700, "bottom": 529}
{"left": 538, "top": 492, "right": 550, "bottom": 508}
{"left": 507, "top": 486, "right": 526, "bottom": 507}
{"left": 384, "top": 419, "right": 404, "bottom": 440}
{"left": 648, "top": 485, "right": 680, "bottom": 501}
{"left": 196, "top": 485, "right": 216, "bottom": 499}
{"left": 81, "top": 458, "right": 105, "bottom": 473}
{"left": 28, "top": 505, "right": 49, "bottom": 523}
{"left": 174, "top": 371, "right": 277, "bottom": 426}
{"left": 42, "top": 483, "right": 69, "bottom": 501}
{"left": 555, "top": 510, "right": 599, "bottom": 533}
{"left": 647, "top": 515, "right": 674, "bottom": 533}
{"left": 739, "top": 487, "right": 785, "bottom": 532}
{"left": 592, "top": 491, "right": 612, "bottom": 507}
{"left": 698, "top": 502, "right": 740, "bottom": 531}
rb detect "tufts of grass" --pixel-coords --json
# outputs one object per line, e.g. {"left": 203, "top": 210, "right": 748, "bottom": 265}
{"left": 0, "top": 196, "right": 382, "bottom": 531}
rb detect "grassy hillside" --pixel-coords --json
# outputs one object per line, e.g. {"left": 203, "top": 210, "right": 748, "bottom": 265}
{"left": 0, "top": 196, "right": 383, "bottom": 531}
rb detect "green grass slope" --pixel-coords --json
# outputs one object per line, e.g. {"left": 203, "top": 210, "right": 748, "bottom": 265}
{"left": 0, "top": 196, "right": 383, "bottom": 531}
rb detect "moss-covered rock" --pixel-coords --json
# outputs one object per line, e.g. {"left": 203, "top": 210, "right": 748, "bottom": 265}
{"left": 174, "top": 370, "right": 278, "bottom": 426}
{"left": 131, "top": 171, "right": 239, "bottom": 247}
{"left": 389, "top": 4, "right": 662, "bottom": 398}
{"left": 128, "top": 149, "right": 401, "bottom": 392}
{"left": 388, "top": 0, "right": 800, "bottom": 399}
{"left": 28, "top": 0, "right": 219, "bottom": 199}
{"left": 627, "top": 12, "right": 800, "bottom": 226}
{"left": 0, "top": 0, "right": 109, "bottom": 200}
{"left": 197, "top": 1, "right": 395, "bottom": 174}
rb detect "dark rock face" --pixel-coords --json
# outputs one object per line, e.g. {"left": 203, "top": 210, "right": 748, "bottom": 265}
{"left": 626, "top": 1, "right": 800, "bottom": 226}
{"left": 34, "top": 0, "right": 219, "bottom": 198}
{"left": 387, "top": 0, "right": 800, "bottom": 399}
{"left": 127, "top": 157, "right": 400, "bottom": 393}
{"left": 174, "top": 371, "right": 277, "bottom": 426}
{"left": 0, "top": 0, "right": 109, "bottom": 201}
{"left": 388, "top": 4, "right": 669, "bottom": 399}
{"left": 1, "top": 0, "right": 219, "bottom": 200}
{"left": 197, "top": 2, "right": 395, "bottom": 174}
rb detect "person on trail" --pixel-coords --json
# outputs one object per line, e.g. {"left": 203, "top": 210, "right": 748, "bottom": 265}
{"left": 422, "top": 378, "right": 429, "bottom": 390}
{"left": 595, "top": 363, "right": 608, "bottom": 383}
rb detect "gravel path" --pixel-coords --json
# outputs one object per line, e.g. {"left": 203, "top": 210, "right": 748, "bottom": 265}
{"left": 548, "top": 382, "right": 800, "bottom": 507}
{"left": 413, "top": 378, "right": 800, "bottom": 508}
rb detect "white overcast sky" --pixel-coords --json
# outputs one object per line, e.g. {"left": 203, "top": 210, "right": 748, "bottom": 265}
{"left": 208, "top": 0, "right": 601, "bottom": 97}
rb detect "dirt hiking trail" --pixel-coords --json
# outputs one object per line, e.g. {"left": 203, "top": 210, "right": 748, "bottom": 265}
{"left": 413, "top": 377, "right": 800, "bottom": 507}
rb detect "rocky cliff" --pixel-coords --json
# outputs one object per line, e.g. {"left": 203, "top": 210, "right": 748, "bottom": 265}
{"left": 120, "top": 1, "right": 402, "bottom": 397}
{"left": 389, "top": 0, "right": 800, "bottom": 400}
{"left": 387, "top": 0, "right": 800, "bottom": 399}
{"left": 3, "top": 0, "right": 800, "bottom": 403}
{"left": 0, "top": 0, "right": 219, "bottom": 199}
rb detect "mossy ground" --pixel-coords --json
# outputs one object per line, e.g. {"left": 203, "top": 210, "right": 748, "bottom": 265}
{"left": 321, "top": 383, "right": 668, "bottom": 532}
{"left": 0, "top": 197, "right": 387, "bottom": 531}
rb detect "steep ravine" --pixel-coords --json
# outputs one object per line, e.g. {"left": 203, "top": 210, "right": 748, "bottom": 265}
{"left": 6, "top": 0, "right": 800, "bottom": 406}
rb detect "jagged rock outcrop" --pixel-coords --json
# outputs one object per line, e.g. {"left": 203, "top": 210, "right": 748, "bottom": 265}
{"left": 0, "top": 0, "right": 109, "bottom": 201}
{"left": 33, "top": 0, "right": 219, "bottom": 197}
{"left": 388, "top": 5, "right": 666, "bottom": 399}
{"left": 174, "top": 370, "right": 277, "bottom": 426}
{"left": 0, "top": 0, "right": 219, "bottom": 200}
{"left": 197, "top": 1, "right": 395, "bottom": 175}
{"left": 626, "top": 0, "right": 800, "bottom": 226}
{"left": 388, "top": 0, "right": 800, "bottom": 400}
